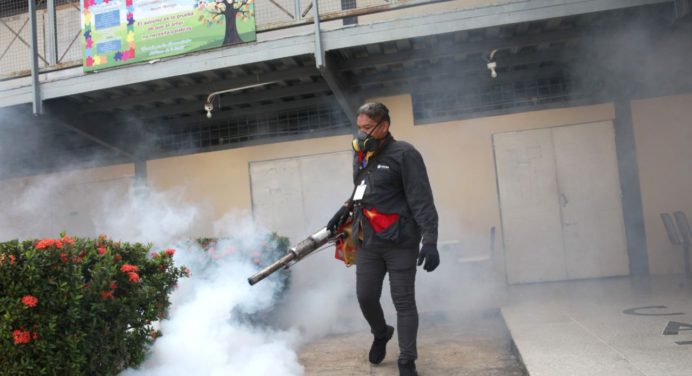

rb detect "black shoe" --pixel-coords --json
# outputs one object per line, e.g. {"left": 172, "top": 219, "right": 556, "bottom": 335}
{"left": 398, "top": 359, "right": 418, "bottom": 376}
{"left": 368, "top": 325, "right": 394, "bottom": 364}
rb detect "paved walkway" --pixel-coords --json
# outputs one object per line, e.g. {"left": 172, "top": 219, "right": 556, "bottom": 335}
{"left": 299, "top": 310, "right": 526, "bottom": 376}
{"left": 502, "top": 274, "right": 692, "bottom": 376}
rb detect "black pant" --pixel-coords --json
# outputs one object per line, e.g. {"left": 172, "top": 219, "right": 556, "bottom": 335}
{"left": 356, "top": 245, "right": 419, "bottom": 361}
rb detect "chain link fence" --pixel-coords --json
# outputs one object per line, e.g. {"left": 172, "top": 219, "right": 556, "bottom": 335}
{"left": 1, "top": 0, "right": 438, "bottom": 80}
{"left": 1, "top": 0, "right": 45, "bottom": 78}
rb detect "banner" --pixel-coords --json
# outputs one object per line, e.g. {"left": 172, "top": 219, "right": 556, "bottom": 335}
{"left": 81, "top": 0, "right": 256, "bottom": 72}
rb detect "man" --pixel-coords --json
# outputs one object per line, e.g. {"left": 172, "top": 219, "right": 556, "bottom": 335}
{"left": 327, "top": 102, "right": 440, "bottom": 376}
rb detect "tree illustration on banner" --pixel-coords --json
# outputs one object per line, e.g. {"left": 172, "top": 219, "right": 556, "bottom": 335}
{"left": 197, "top": 0, "right": 256, "bottom": 45}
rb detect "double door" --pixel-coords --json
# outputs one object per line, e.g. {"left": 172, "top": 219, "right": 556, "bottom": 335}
{"left": 494, "top": 122, "right": 630, "bottom": 284}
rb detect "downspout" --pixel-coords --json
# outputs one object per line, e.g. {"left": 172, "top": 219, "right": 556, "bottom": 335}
{"left": 29, "top": 0, "right": 43, "bottom": 115}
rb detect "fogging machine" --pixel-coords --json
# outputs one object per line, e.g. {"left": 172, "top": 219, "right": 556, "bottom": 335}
{"left": 247, "top": 222, "right": 355, "bottom": 286}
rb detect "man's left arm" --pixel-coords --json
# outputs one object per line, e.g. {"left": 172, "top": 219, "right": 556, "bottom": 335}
{"left": 401, "top": 148, "right": 440, "bottom": 271}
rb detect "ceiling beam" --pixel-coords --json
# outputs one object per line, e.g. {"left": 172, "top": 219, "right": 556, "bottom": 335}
{"left": 318, "top": 52, "right": 358, "bottom": 124}
{"left": 350, "top": 49, "right": 577, "bottom": 90}
{"left": 42, "top": 101, "right": 137, "bottom": 160}
{"left": 84, "top": 65, "right": 320, "bottom": 112}
{"left": 340, "top": 29, "right": 582, "bottom": 73}
{"left": 159, "top": 96, "right": 338, "bottom": 129}
{"left": 136, "top": 82, "right": 330, "bottom": 120}
{"left": 362, "top": 65, "right": 569, "bottom": 99}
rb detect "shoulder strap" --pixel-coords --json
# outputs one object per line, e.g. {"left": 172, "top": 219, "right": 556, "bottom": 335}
{"left": 349, "top": 137, "right": 394, "bottom": 200}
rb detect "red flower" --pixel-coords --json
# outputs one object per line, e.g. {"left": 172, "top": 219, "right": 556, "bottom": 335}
{"left": 120, "top": 264, "right": 139, "bottom": 273}
{"left": 36, "top": 238, "right": 64, "bottom": 249}
{"left": 113, "top": 254, "right": 122, "bottom": 262}
{"left": 110, "top": 282, "right": 118, "bottom": 290}
{"left": 12, "top": 329, "right": 31, "bottom": 345}
{"left": 100, "top": 290, "right": 114, "bottom": 299}
{"left": 61, "top": 235, "right": 75, "bottom": 245}
{"left": 21, "top": 295, "right": 38, "bottom": 308}
{"left": 165, "top": 248, "right": 176, "bottom": 257}
{"left": 127, "top": 272, "right": 140, "bottom": 283}
{"left": 60, "top": 252, "right": 69, "bottom": 263}
{"left": 35, "top": 238, "right": 55, "bottom": 249}
{"left": 97, "top": 247, "right": 107, "bottom": 256}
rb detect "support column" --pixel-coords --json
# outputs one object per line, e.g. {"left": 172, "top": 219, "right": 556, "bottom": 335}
{"left": 613, "top": 98, "right": 649, "bottom": 275}
{"left": 29, "top": 0, "right": 43, "bottom": 115}
{"left": 46, "top": 0, "right": 58, "bottom": 65}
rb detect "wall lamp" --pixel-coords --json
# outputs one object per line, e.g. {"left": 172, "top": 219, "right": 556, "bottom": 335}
{"left": 204, "top": 81, "right": 279, "bottom": 119}
{"left": 485, "top": 49, "right": 499, "bottom": 79}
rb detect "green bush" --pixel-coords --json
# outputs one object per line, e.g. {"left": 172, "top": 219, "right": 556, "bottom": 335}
{"left": 0, "top": 234, "right": 189, "bottom": 376}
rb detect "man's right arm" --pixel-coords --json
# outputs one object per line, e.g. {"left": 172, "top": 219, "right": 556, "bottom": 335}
{"left": 327, "top": 199, "right": 353, "bottom": 233}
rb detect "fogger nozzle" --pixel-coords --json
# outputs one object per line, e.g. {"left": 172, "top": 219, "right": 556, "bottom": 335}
{"left": 247, "top": 227, "right": 333, "bottom": 286}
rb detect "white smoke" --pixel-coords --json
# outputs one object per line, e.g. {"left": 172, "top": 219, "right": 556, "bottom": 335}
{"left": 122, "top": 215, "right": 305, "bottom": 376}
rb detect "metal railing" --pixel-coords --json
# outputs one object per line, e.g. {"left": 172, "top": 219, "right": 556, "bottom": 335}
{"left": 0, "top": 0, "right": 451, "bottom": 80}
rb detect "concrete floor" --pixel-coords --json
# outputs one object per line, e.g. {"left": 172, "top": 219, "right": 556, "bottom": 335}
{"left": 299, "top": 310, "right": 526, "bottom": 376}
{"left": 297, "top": 273, "right": 692, "bottom": 376}
{"left": 502, "top": 274, "right": 692, "bottom": 376}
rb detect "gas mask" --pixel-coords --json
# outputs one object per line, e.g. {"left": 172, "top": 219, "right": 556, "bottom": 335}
{"left": 352, "top": 130, "right": 377, "bottom": 153}
{"left": 352, "top": 119, "right": 384, "bottom": 153}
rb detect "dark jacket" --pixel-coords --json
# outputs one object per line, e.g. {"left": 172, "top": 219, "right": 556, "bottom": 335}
{"left": 351, "top": 133, "right": 438, "bottom": 249}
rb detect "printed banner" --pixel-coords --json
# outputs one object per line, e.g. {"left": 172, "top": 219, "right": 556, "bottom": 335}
{"left": 81, "top": 0, "right": 256, "bottom": 72}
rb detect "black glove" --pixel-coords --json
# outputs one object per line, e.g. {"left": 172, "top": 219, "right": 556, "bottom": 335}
{"left": 327, "top": 205, "right": 351, "bottom": 234}
{"left": 417, "top": 243, "right": 440, "bottom": 272}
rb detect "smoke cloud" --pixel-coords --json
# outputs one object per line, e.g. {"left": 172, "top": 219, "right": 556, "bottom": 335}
{"left": 122, "top": 215, "right": 306, "bottom": 376}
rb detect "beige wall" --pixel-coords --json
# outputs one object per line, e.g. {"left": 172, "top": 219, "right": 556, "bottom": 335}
{"left": 631, "top": 94, "right": 692, "bottom": 275}
{"left": 146, "top": 136, "right": 353, "bottom": 238}
{"left": 0, "top": 164, "right": 134, "bottom": 240}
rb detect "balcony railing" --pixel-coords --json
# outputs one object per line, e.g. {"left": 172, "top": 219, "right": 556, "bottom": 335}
{"left": 0, "top": 0, "right": 465, "bottom": 80}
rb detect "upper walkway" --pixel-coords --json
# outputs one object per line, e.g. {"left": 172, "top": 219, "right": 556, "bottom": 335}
{"left": 0, "top": 0, "right": 671, "bottom": 108}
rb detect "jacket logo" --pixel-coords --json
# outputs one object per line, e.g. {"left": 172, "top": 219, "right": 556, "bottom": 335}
{"left": 377, "top": 164, "right": 390, "bottom": 169}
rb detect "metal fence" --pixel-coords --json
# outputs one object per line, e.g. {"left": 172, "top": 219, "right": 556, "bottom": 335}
{"left": 412, "top": 74, "right": 588, "bottom": 124}
{"left": 0, "top": 0, "right": 82, "bottom": 79}
{"left": 0, "top": 0, "right": 442, "bottom": 80}
{"left": 155, "top": 103, "right": 350, "bottom": 154}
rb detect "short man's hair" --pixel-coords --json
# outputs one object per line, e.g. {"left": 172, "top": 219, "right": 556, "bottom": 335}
{"left": 357, "top": 102, "right": 390, "bottom": 124}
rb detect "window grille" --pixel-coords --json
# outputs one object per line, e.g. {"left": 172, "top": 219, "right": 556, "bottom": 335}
{"left": 412, "top": 74, "right": 589, "bottom": 124}
{"left": 154, "top": 105, "right": 351, "bottom": 155}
